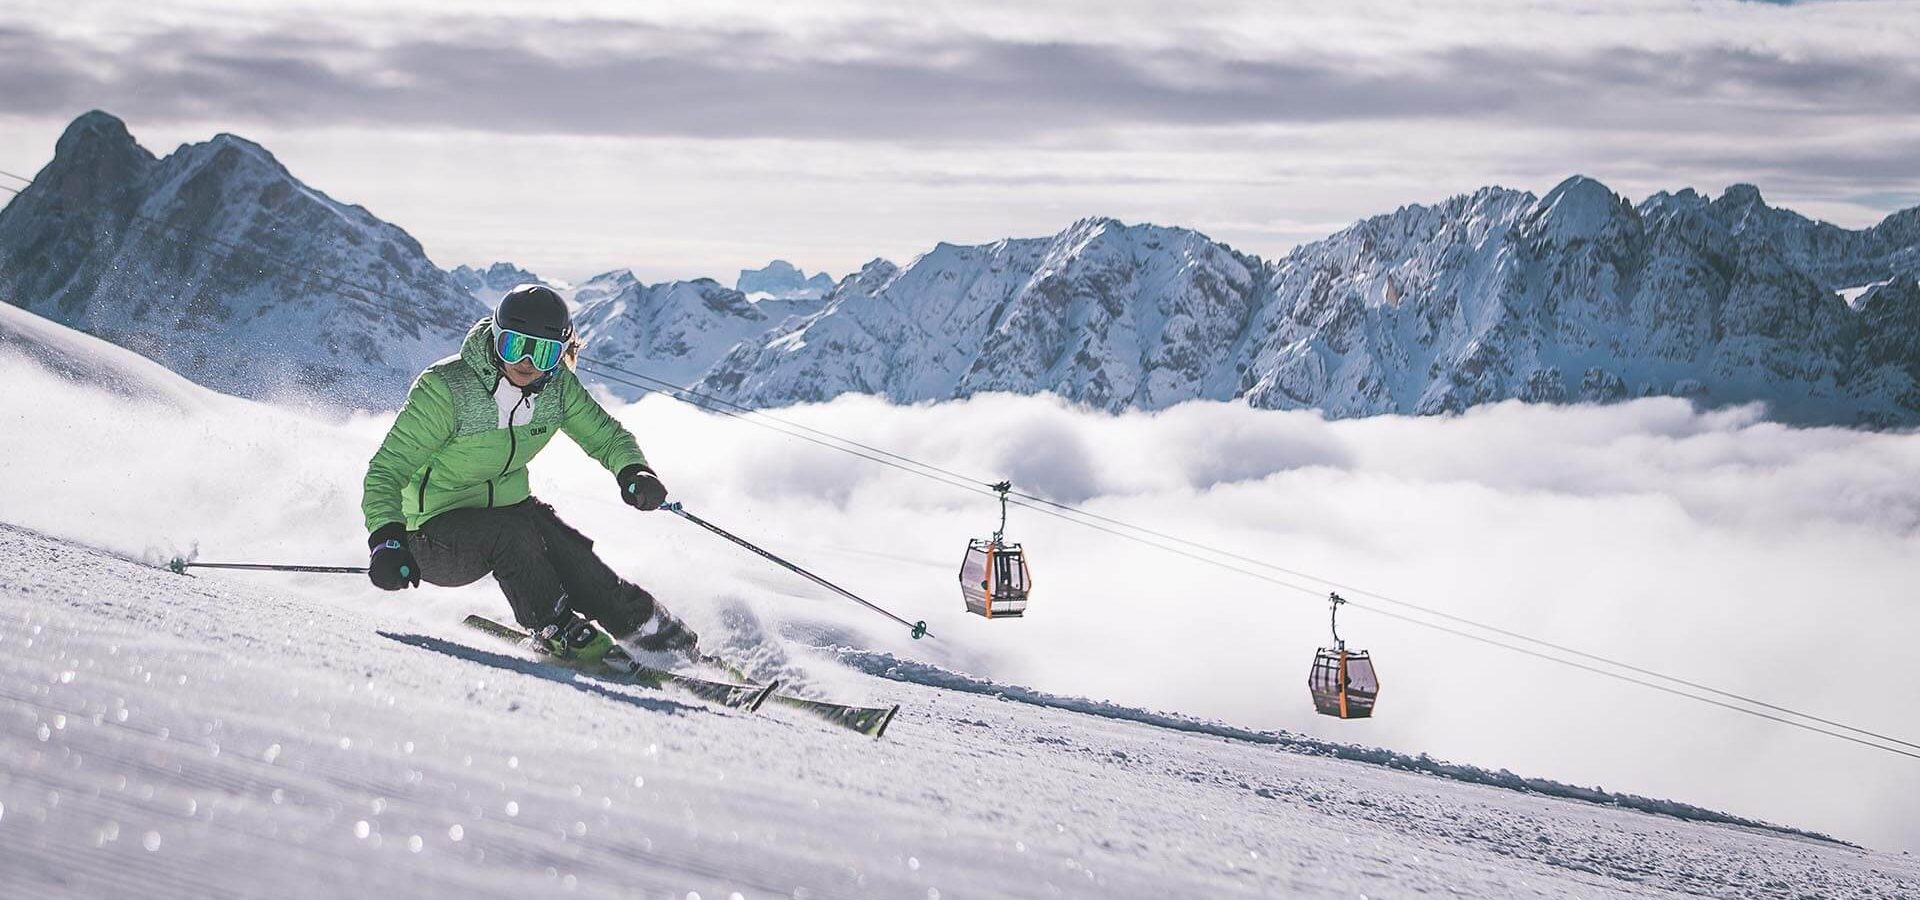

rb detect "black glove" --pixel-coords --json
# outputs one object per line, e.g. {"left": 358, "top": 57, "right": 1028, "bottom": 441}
{"left": 367, "top": 523, "right": 420, "bottom": 591}
{"left": 617, "top": 464, "right": 668, "bottom": 511}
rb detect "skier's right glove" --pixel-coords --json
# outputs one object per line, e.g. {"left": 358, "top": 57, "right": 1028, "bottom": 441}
{"left": 367, "top": 523, "right": 420, "bottom": 591}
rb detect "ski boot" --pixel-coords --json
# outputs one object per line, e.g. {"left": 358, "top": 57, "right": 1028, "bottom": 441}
{"left": 531, "top": 610, "right": 619, "bottom": 667}
{"left": 624, "top": 604, "right": 701, "bottom": 661}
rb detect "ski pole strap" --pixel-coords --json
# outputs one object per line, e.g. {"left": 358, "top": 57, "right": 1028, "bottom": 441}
{"left": 168, "top": 559, "right": 368, "bottom": 574}
{"left": 658, "top": 502, "right": 933, "bottom": 640}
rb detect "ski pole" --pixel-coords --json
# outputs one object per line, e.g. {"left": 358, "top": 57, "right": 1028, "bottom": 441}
{"left": 168, "top": 559, "right": 367, "bottom": 575}
{"left": 657, "top": 501, "right": 932, "bottom": 640}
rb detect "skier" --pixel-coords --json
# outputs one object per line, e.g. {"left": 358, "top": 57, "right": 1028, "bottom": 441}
{"left": 360, "top": 284, "right": 698, "bottom": 664}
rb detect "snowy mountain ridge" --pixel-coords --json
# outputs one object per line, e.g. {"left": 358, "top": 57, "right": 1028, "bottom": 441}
{"left": 571, "top": 276, "right": 828, "bottom": 391}
{"left": 449, "top": 261, "right": 557, "bottom": 307}
{"left": 2, "top": 110, "right": 1917, "bottom": 426}
{"left": 0, "top": 110, "right": 484, "bottom": 408}
{"left": 695, "top": 183, "right": 1920, "bottom": 427}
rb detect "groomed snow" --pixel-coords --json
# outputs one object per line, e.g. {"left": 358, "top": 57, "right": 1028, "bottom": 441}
{"left": 3, "top": 524, "right": 1915, "bottom": 899}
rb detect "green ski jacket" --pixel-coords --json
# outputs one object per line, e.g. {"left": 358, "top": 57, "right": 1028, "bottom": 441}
{"left": 361, "top": 319, "right": 647, "bottom": 533}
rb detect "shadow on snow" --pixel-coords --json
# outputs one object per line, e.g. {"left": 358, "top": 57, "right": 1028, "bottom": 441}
{"left": 378, "top": 631, "right": 704, "bottom": 717}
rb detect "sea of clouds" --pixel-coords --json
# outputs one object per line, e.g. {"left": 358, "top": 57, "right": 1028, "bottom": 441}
{"left": 3, "top": 324, "right": 1916, "bottom": 852}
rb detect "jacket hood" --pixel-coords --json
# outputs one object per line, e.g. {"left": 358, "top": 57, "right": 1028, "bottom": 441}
{"left": 459, "top": 318, "right": 499, "bottom": 382}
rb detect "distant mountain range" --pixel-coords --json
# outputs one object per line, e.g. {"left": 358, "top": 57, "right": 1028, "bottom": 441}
{"left": 2, "top": 110, "right": 1916, "bottom": 426}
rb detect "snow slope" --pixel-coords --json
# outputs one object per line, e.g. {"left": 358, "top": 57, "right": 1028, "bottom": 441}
{"left": 4, "top": 524, "right": 1916, "bottom": 899}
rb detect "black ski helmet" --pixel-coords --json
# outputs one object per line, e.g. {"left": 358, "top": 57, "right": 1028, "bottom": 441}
{"left": 494, "top": 284, "right": 572, "bottom": 342}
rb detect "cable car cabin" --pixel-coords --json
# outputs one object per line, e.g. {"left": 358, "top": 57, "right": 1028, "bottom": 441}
{"left": 959, "top": 538, "right": 1030, "bottom": 619}
{"left": 1308, "top": 646, "right": 1379, "bottom": 719}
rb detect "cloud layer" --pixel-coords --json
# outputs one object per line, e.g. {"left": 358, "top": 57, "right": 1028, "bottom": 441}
{"left": 6, "top": 9, "right": 1918, "bottom": 141}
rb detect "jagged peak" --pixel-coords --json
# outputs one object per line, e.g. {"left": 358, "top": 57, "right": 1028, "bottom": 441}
{"left": 58, "top": 110, "right": 134, "bottom": 147}
{"left": 1525, "top": 175, "right": 1632, "bottom": 243}
{"left": 582, "top": 268, "right": 637, "bottom": 284}
{"left": 1717, "top": 183, "right": 1767, "bottom": 208}
{"left": 484, "top": 261, "right": 534, "bottom": 277}
{"left": 1540, "top": 174, "right": 1620, "bottom": 209}
{"left": 1054, "top": 215, "right": 1221, "bottom": 255}
{"left": 853, "top": 257, "right": 899, "bottom": 282}
{"left": 143, "top": 129, "right": 308, "bottom": 202}
{"left": 1066, "top": 214, "right": 1124, "bottom": 232}
{"left": 182, "top": 131, "right": 285, "bottom": 172}
{"left": 52, "top": 109, "right": 153, "bottom": 167}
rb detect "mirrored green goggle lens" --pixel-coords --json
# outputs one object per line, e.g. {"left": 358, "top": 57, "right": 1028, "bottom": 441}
{"left": 498, "top": 329, "right": 565, "bottom": 371}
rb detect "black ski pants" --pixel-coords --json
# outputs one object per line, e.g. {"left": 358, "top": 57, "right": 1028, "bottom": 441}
{"left": 408, "top": 498, "right": 657, "bottom": 636}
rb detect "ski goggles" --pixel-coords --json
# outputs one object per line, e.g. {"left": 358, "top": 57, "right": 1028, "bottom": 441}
{"left": 493, "top": 324, "right": 567, "bottom": 371}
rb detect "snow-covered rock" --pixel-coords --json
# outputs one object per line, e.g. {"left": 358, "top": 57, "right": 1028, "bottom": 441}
{"left": 737, "top": 259, "right": 835, "bottom": 300}
{"left": 700, "top": 181, "right": 1920, "bottom": 427}
{"left": 569, "top": 268, "right": 639, "bottom": 306}
{"left": 449, "top": 261, "right": 551, "bottom": 307}
{"left": 1240, "top": 177, "right": 1918, "bottom": 426}
{"left": 574, "top": 277, "right": 826, "bottom": 393}
{"left": 700, "top": 218, "right": 1263, "bottom": 410}
{"left": 0, "top": 111, "right": 483, "bottom": 408}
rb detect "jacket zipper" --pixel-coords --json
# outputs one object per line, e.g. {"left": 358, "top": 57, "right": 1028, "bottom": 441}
{"left": 417, "top": 467, "right": 432, "bottom": 510}
{"left": 501, "top": 393, "right": 526, "bottom": 476}
{"left": 491, "top": 391, "right": 528, "bottom": 508}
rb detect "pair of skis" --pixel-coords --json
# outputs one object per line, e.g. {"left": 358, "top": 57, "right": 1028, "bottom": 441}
{"left": 461, "top": 615, "right": 898, "bottom": 739}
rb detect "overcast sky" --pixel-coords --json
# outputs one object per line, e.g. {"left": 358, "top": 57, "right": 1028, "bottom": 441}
{"left": 3, "top": 0, "right": 1918, "bottom": 282}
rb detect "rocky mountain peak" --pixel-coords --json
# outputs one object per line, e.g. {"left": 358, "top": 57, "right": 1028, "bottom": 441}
{"left": 56, "top": 110, "right": 142, "bottom": 157}
{"left": 737, "top": 259, "right": 834, "bottom": 299}
{"left": 44, "top": 110, "right": 156, "bottom": 200}
{"left": 1718, "top": 183, "right": 1767, "bottom": 209}
{"left": 0, "top": 110, "right": 482, "bottom": 408}
{"left": 1523, "top": 175, "right": 1636, "bottom": 246}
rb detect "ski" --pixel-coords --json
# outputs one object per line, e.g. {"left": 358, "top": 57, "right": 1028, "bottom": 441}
{"left": 696, "top": 653, "right": 898, "bottom": 738}
{"left": 461, "top": 614, "right": 777, "bottom": 712}
{"left": 462, "top": 615, "right": 899, "bottom": 738}
{"left": 764, "top": 692, "right": 899, "bottom": 738}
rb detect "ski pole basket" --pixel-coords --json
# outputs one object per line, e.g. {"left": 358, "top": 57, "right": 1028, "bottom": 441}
{"left": 958, "top": 481, "right": 1032, "bottom": 619}
{"left": 1308, "top": 593, "right": 1378, "bottom": 719}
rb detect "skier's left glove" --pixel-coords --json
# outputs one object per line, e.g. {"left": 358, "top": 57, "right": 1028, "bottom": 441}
{"left": 367, "top": 523, "right": 420, "bottom": 591}
{"left": 617, "top": 464, "right": 668, "bottom": 511}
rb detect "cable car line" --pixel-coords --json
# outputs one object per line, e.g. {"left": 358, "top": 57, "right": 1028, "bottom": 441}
{"left": 6, "top": 168, "right": 1918, "bottom": 760}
